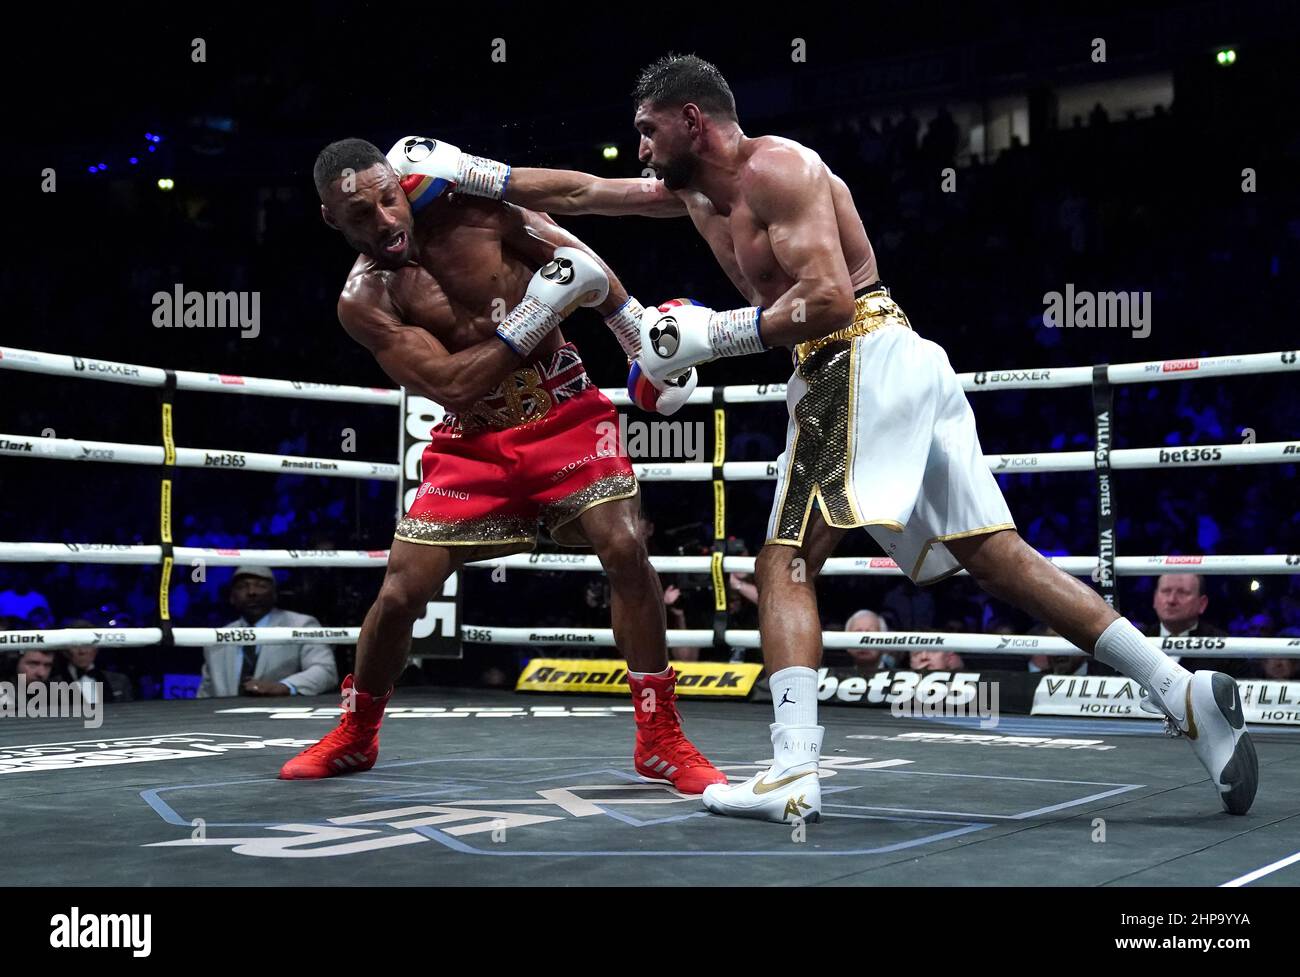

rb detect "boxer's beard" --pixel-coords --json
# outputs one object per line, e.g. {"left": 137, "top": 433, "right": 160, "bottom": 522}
{"left": 658, "top": 154, "right": 696, "bottom": 191}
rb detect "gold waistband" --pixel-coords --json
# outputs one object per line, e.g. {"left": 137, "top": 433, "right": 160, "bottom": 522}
{"left": 794, "top": 288, "right": 912, "bottom": 364}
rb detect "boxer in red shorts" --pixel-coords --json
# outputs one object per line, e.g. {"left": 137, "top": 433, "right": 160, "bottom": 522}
{"left": 280, "top": 137, "right": 724, "bottom": 793}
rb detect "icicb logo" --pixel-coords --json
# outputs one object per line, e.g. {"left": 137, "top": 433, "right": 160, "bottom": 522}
{"left": 49, "top": 907, "right": 151, "bottom": 957}
{"left": 1042, "top": 285, "right": 1151, "bottom": 339}
{"left": 152, "top": 283, "right": 261, "bottom": 339}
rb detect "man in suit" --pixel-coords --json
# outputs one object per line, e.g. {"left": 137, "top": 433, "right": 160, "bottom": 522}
{"left": 198, "top": 567, "right": 338, "bottom": 697}
{"left": 1146, "top": 574, "right": 1239, "bottom": 677}
{"left": 51, "top": 620, "right": 134, "bottom": 702}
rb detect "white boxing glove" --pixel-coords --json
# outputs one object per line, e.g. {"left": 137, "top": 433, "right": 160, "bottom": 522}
{"left": 495, "top": 247, "right": 609, "bottom": 356}
{"left": 627, "top": 360, "right": 697, "bottom": 416}
{"left": 637, "top": 298, "right": 765, "bottom": 385}
{"left": 386, "top": 136, "right": 510, "bottom": 210}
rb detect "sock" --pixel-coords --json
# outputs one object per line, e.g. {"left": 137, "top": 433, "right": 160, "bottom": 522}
{"left": 628, "top": 665, "right": 673, "bottom": 681}
{"left": 1093, "top": 617, "right": 1190, "bottom": 719}
{"left": 770, "top": 666, "right": 818, "bottom": 728}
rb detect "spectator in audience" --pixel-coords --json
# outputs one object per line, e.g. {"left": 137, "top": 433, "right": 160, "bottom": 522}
{"left": 1259, "top": 627, "right": 1300, "bottom": 675}
{"left": 909, "top": 649, "right": 965, "bottom": 671}
{"left": 14, "top": 649, "right": 55, "bottom": 682}
{"left": 198, "top": 567, "right": 338, "bottom": 697}
{"left": 51, "top": 621, "right": 134, "bottom": 702}
{"left": 845, "top": 609, "right": 899, "bottom": 671}
{"left": 663, "top": 584, "right": 699, "bottom": 663}
{"left": 1146, "top": 573, "right": 1241, "bottom": 677}
{"left": 1258, "top": 656, "right": 1297, "bottom": 681}
{"left": 1027, "top": 625, "right": 1089, "bottom": 676}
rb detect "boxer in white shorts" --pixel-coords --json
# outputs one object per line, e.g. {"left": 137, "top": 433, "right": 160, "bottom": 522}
{"left": 764, "top": 282, "right": 1014, "bottom": 586}
{"left": 419, "top": 53, "right": 1258, "bottom": 821}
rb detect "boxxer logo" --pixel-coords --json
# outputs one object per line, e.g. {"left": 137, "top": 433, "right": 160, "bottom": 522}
{"left": 540, "top": 257, "right": 575, "bottom": 285}
{"left": 649, "top": 318, "right": 680, "bottom": 357}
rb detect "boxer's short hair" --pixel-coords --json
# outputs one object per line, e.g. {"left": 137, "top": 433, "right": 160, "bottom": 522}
{"left": 633, "top": 53, "right": 737, "bottom": 121}
{"left": 313, "top": 138, "right": 388, "bottom": 198}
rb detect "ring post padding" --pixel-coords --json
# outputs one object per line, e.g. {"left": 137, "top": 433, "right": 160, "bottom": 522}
{"left": 157, "top": 369, "right": 177, "bottom": 639}
{"left": 711, "top": 386, "right": 728, "bottom": 651}
{"left": 1092, "top": 364, "right": 1118, "bottom": 611}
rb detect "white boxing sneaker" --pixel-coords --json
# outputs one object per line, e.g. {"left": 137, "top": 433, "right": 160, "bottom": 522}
{"left": 702, "top": 724, "right": 823, "bottom": 824}
{"left": 1158, "top": 671, "right": 1259, "bottom": 815}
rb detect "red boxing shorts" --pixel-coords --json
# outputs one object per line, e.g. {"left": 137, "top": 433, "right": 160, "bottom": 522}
{"left": 395, "top": 343, "right": 637, "bottom": 558}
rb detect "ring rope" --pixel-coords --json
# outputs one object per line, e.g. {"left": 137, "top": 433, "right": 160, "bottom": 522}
{"left": 4, "top": 345, "right": 1296, "bottom": 403}
{"left": 2, "top": 625, "right": 1295, "bottom": 658}
{"left": 0, "top": 543, "right": 1292, "bottom": 577}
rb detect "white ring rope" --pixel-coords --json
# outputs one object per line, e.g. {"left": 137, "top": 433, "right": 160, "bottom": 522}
{"left": 0, "top": 544, "right": 1294, "bottom": 578}
{"left": 4, "top": 345, "right": 1297, "bottom": 403}
{"left": 2, "top": 345, "right": 1296, "bottom": 663}
{"left": 1, "top": 432, "right": 1291, "bottom": 481}
{"left": 0, "top": 347, "right": 399, "bottom": 405}
{"left": 2, "top": 625, "right": 1295, "bottom": 658}
{"left": 0, "top": 432, "right": 400, "bottom": 481}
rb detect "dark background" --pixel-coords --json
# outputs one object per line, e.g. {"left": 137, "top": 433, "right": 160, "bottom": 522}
{"left": 1, "top": 0, "right": 1298, "bottom": 691}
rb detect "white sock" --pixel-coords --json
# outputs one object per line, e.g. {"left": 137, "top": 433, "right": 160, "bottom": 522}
{"left": 628, "top": 665, "right": 672, "bottom": 680}
{"left": 1093, "top": 617, "right": 1190, "bottom": 719}
{"left": 770, "top": 666, "right": 818, "bottom": 728}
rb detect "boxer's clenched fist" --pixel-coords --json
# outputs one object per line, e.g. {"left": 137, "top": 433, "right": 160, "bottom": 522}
{"left": 495, "top": 247, "right": 609, "bottom": 356}
{"left": 386, "top": 135, "right": 510, "bottom": 209}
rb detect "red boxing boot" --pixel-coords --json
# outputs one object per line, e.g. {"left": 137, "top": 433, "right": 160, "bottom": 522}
{"left": 627, "top": 669, "right": 727, "bottom": 794}
{"left": 279, "top": 675, "right": 391, "bottom": 780}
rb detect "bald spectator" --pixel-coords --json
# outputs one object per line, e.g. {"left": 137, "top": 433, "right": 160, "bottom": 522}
{"left": 845, "top": 609, "right": 899, "bottom": 672}
{"left": 1146, "top": 574, "right": 1240, "bottom": 677}
{"left": 199, "top": 567, "right": 338, "bottom": 697}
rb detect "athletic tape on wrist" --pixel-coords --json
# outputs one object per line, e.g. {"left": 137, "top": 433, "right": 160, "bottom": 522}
{"left": 457, "top": 155, "right": 510, "bottom": 200}
{"left": 708, "top": 307, "right": 764, "bottom": 357}
{"left": 604, "top": 297, "right": 644, "bottom": 358}
{"left": 496, "top": 295, "right": 561, "bottom": 356}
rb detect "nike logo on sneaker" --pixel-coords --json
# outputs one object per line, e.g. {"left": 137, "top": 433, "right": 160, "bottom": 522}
{"left": 752, "top": 770, "right": 817, "bottom": 794}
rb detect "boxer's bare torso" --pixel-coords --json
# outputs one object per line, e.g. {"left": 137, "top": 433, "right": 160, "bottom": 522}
{"left": 672, "top": 136, "right": 878, "bottom": 310}
{"left": 338, "top": 194, "right": 564, "bottom": 372}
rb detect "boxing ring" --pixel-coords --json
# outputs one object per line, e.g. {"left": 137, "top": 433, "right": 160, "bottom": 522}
{"left": 2, "top": 343, "right": 1299, "bottom": 886}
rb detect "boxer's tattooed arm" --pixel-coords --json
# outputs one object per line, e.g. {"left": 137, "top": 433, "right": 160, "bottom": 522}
{"left": 503, "top": 169, "right": 686, "bottom": 218}
{"left": 338, "top": 277, "right": 519, "bottom": 411}
{"left": 745, "top": 145, "right": 855, "bottom": 347}
{"left": 499, "top": 204, "right": 629, "bottom": 317}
